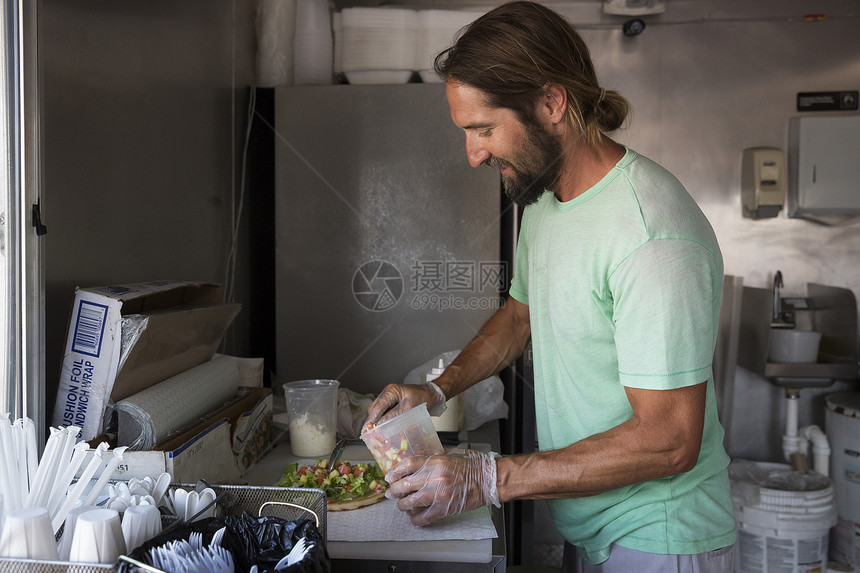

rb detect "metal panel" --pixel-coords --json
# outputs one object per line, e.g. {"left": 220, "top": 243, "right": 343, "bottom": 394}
{"left": 40, "top": 0, "right": 257, "bottom": 415}
{"left": 275, "top": 84, "right": 501, "bottom": 395}
{"left": 789, "top": 116, "right": 860, "bottom": 216}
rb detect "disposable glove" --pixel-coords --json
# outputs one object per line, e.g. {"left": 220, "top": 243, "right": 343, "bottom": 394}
{"left": 364, "top": 382, "right": 448, "bottom": 427}
{"left": 384, "top": 450, "right": 500, "bottom": 526}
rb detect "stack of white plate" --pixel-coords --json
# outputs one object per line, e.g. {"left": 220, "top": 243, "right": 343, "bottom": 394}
{"left": 415, "top": 10, "right": 484, "bottom": 83}
{"left": 294, "top": 0, "right": 333, "bottom": 85}
{"left": 339, "top": 7, "right": 419, "bottom": 85}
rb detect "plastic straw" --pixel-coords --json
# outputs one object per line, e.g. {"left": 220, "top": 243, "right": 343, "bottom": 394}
{"left": 47, "top": 442, "right": 89, "bottom": 518}
{"left": 23, "top": 419, "right": 38, "bottom": 496}
{"left": 42, "top": 427, "right": 80, "bottom": 511}
{"left": 24, "top": 427, "right": 61, "bottom": 509}
{"left": 0, "top": 415, "right": 20, "bottom": 512}
{"left": 11, "top": 421, "right": 28, "bottom": 507}
{"left": 51, "top": 442, "right": 109, "bottom": 533}
{"left": 83, "top": 447, "right": 128, "bottom": 507}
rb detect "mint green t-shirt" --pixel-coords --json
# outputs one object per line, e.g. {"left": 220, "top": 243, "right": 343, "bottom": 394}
{"left": 509, "top": 147, "right": 736, "bottom": 564}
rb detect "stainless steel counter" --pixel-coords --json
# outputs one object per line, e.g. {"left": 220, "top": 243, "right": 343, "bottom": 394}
{"left": 243, "top": 421, "right": 506, "bottom": 572}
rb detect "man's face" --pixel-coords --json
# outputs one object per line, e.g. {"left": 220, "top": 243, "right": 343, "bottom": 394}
{"left": 446, "top": 81, "right": 564, "bottom": 207}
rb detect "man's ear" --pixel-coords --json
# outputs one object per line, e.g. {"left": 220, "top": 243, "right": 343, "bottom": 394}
{"left": 541, "top": 83, "right": 568, "bottom": 127}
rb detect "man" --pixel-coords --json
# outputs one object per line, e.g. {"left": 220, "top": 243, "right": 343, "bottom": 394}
{"left": 364, "top": 2, "right": 736, "bottom": 572}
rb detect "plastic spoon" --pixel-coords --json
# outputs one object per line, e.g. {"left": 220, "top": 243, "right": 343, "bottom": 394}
{"left": 185, "top": 491, "right": 199, "bottom": 521}
{"left": 172, "top": 488, "right": 188, "bottom": 520}
{"left": 196, "top": 488, "right": 216, "bottom": 519}
{"left": 152, "top": 472, "right": 171, "bottom": 507}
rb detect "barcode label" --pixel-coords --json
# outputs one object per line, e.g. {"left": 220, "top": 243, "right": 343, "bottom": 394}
{"left": 72, "top": 300, "right": 109, "bottom": 357}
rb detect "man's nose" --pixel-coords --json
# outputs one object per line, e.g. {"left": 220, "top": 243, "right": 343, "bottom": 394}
{"left": 465, "top": 136, "right": 491, "bottom": 168}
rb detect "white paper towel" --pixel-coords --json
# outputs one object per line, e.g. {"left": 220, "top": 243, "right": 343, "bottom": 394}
{"left": 115, "top": 356, "right": 240, "bottom": 450}
{"left": 328, "top": 497, "right": 497, "bottom": 542}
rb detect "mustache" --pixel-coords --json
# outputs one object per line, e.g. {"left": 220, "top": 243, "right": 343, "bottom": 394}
{"left": 484, "top": 156, "right": 513, "bottom": 171}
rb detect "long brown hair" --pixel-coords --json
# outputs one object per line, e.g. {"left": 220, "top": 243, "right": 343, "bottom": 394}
{"left": 434, "top": 1, "right": 629, "bottom": 147}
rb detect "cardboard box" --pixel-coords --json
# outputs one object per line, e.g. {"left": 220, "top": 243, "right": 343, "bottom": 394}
{"left": 85, "top": 387, "right": 274, "bottom": 484}
{"left": 52, "top": 280, "right": 241, "bottom": 440}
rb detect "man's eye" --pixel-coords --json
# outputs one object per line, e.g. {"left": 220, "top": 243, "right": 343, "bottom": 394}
{"left": 480, "top": 128, "right": 493, "bottom": 137}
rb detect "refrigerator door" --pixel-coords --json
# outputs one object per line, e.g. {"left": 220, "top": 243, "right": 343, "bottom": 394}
{"left": 275, "top": 84, "right": 503, "bottom": 395}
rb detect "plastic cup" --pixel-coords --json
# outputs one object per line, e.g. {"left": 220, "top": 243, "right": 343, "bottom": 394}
{"left": 361, "top": 403, "right": 444, "bottom": 473}
{"left": 69, "top": 508, "right": 126, "bottom": 564}
{"left": 0, "top": 506, "right": 59, "bottom": 560}
{"left": 283, "top": 379, "right": 340, "bottom": 457}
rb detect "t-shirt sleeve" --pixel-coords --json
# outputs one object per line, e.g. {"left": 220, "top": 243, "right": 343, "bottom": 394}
{"left": 609, "top": 238, "right": 720, "bottom": 390}
{"left": 508, "top": 213, "right": 530, "bottom": 305}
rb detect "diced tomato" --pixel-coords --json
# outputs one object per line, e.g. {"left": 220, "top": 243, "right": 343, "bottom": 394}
{"left": 339, "top": 463, "right": 351, "bottom": 475}
{"left": 353, "top": 468, "right": 364, "bottom": 478}
{"left": 344, "top": 484, "right": 354, "bottom": 492}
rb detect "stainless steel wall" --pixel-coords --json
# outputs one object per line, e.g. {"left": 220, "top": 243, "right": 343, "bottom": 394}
{"left": 40, "top": 0, "right": 256, "bottom": 417}
{"left": 274, "top": 84, "right": 502, "bottom": 396}
{"left": 550, "top": 0, "right": 860, "bottom": 462}
{"left": 38, "top": 0, "right": 859, "bottom": 461}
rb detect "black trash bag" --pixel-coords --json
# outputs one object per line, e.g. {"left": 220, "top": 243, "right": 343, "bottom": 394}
{"left": 119, "top": 512, "right": 329, "bottom": 573}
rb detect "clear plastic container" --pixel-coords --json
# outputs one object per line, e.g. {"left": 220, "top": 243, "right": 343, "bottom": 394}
{"left": 361, "top": 403, "right": 444, "bottom": 473}
{"left": 283, "top": 379, "right": 340, "bottom": 457}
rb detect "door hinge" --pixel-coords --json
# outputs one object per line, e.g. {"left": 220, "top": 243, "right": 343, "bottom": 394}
{"left": 32, "top": 201, "right": 47, "bottom": 236}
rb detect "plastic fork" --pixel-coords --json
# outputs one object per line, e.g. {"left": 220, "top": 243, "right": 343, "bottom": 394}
{"left": 275, "top": 537, "right": 310, "bottom": 570}
{"left": 189, "top": 531, "right": 203, "bottom": 553}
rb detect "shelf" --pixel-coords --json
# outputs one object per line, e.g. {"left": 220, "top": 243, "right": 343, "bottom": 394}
{"left": 765, "top": 361, "right": 859, "bottom": 388}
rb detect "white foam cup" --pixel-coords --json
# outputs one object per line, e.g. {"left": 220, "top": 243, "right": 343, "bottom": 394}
{"left": 69, "top": 508, "right": 126, "bottom": 564}
{"left": 121, "top": 504, "right": 161, "bottom": 552}
{"left": 58, "top": 504, "right": 97, "bottom": 561}
{"left": 0, "top": 506, "right": 59, "bottom": 560}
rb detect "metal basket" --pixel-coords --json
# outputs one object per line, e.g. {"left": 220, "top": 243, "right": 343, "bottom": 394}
{"left": 0, "top": 483, "right": 326, "bottom": 573}
{"left": 166, "top": 482, "right": 326, "bottom": 539}
{"left": 0, "top": 561, "right": 114, "bottom": 573}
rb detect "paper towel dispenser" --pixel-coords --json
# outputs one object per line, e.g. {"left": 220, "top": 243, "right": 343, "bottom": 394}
{"left": 788, "top": 116, "right": 860, "bottom": 217}
{"left": 742, "top": 147, "right": 785, "bottom": 219}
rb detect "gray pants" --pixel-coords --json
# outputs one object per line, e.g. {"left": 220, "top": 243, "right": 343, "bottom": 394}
{"left": 562, "top": 541, "right": 735, "bottom": 573}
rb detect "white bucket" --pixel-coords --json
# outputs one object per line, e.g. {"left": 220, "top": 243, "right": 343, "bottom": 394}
{"left": 826, "top": 392, "right": 860, "bottom": 568}
{"left": 730, "top": 460, "right": 838, "bottom": 573}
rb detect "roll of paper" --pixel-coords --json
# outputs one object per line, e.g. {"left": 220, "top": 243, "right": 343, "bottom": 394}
{"left": 256, "top": 0, "right": 297, "bottom": 87}
{"left": 115, "top": 357, "right": 240, "bottom": 450}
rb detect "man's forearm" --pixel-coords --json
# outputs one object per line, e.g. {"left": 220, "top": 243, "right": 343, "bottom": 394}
{"left": 434, "top": 296, "right": 531, "bottom": 399}
{"left": 496, "top": 382, "right": 708, "bottom": 501}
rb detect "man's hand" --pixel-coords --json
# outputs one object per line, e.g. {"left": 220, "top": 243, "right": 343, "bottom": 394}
{"left": 364, "top": 382, "right": 447, "bottom": 428}
{"left": 385, "top": 450, "right": 500, "bottom": 526}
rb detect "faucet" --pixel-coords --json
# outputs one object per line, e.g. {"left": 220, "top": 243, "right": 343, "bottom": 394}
{"left": 772, "top": 271, "right": 783, "bottom": 322}
{"left": 772, "top": 270, "right": 794, "bottom": 327}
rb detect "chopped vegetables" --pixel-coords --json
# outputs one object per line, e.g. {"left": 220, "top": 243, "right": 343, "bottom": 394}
{"left": 276, "top": 459, "right": 388, "bottom": 503}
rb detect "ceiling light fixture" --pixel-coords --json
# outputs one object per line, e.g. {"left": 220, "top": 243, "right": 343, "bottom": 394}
{"left": 603, "top": 0, "right": 666, "bottom": 16}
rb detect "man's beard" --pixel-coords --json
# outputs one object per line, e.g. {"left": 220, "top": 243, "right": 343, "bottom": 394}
{"left": 488, "top": 121, "right": 564, "bottom": 208}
